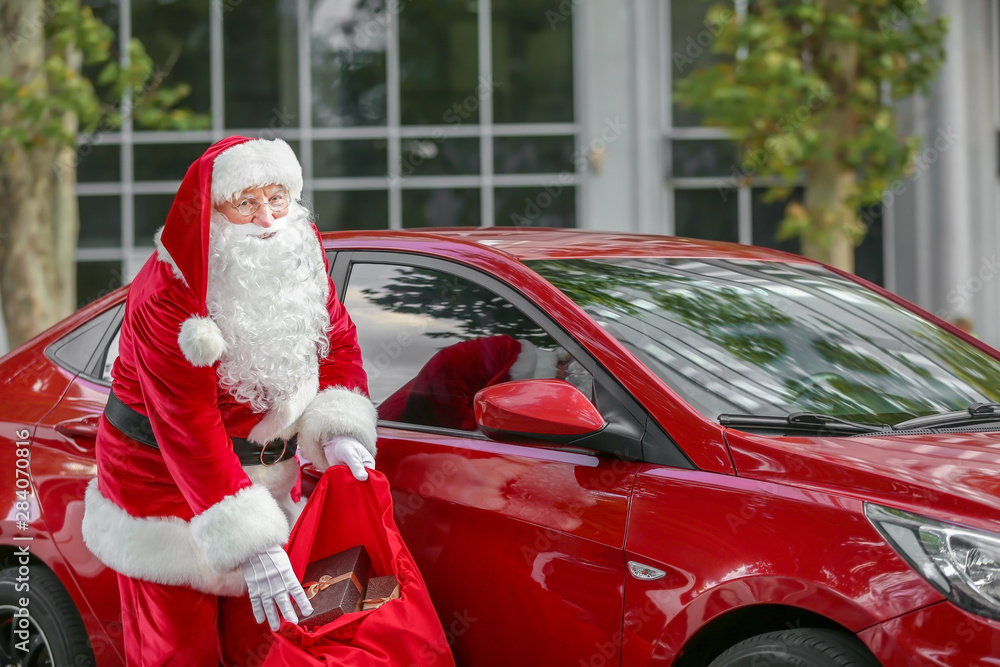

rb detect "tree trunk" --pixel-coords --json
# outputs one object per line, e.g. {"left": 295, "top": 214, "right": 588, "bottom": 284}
{"left": 797, "top": 0, "right": 861, "bottom": 273}
{"left": 801, "top": 161, "right": 858, "bottom": 273}
{"left": 0, "top": 0, "right": 78, "bottom": 349}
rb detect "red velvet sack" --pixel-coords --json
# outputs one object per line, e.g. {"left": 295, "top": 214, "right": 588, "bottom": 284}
{"left": 265, "top": 467, "right": 455, "bottom": 666}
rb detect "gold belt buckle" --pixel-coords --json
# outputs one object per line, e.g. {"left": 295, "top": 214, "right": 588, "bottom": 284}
{"left": 260, "top": 438, "right": 288, "bottom": 467}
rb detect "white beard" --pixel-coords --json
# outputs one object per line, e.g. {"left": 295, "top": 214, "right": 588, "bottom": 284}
{"left": 206, "top": 203, "right": 330, "bottom": 413}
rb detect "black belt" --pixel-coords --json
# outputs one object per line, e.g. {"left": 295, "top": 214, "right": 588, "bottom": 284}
{"left": 104, "top": 389, "right": 298, "bottom": 467}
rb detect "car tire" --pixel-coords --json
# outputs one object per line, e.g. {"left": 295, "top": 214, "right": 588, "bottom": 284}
{"left": 0, "top": 565, "right": 95, "bottom": 667}
{"left": 708, "top": 628, "right": 879, "bottom": 667}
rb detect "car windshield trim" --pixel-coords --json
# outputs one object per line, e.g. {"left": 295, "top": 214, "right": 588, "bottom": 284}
{"left": 891, "top": 403, "right": 1000, "bottom": 431}
{"left": 719, "top": 412, "right": 889, "bottom": 435}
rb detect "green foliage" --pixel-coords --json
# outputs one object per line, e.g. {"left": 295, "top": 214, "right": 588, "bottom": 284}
{"left": 0, "top": 0, "right": 209, "bottom": 153}
{"left": 675, "top": 0, "right": 947, "bottom": 248}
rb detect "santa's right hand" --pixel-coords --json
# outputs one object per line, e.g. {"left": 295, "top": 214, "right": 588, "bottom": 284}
{"left": 241, "top": 544, "right": 312, "bottom": 631}
{"left": 323, "top": 435, "right": 375, "bottom": 481}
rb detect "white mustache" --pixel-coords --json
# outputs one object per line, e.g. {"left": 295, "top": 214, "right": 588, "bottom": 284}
{"left": 226, "top": 216, "right": 290, "bottom": 239}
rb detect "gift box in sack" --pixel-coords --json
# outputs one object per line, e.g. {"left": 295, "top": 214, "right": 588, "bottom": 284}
{"left": 265, "top": 467, "right": 455, "bottom": 666}
{"left": 299, "top": 545, "right": 372, "bottom": 627}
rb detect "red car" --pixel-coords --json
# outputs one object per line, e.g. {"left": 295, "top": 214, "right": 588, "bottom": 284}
{"left": 3, "top": 228, "right": 1000, "bottom": 666}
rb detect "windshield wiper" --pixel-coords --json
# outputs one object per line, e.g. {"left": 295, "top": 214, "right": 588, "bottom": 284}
{"left": 891, "top": 403, "right": 1000, "bottom": 431}
{"left": 719, "top": 412, "right": 889, "bottom": 435}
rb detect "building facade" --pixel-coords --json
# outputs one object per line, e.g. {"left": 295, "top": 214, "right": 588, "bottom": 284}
{"left": 23, "top": 0, "right": 999, "bottom": 352}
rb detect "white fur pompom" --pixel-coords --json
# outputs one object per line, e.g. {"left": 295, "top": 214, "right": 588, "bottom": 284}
{"left": 178, "top": 316, "right": 227, "bottom": 367}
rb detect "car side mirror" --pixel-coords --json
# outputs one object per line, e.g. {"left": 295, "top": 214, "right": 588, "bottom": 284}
{"left": 474, "top": 379, "right": 606, "bottom": 444}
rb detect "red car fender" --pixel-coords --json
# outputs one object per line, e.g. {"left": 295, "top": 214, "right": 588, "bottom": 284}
{"left": 620, "top": 466, "right": 944, "bottom": 664}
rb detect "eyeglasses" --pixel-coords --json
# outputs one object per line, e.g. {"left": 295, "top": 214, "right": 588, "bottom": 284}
{"left": 228, "top": 192, "right": 290, "bottom": 216}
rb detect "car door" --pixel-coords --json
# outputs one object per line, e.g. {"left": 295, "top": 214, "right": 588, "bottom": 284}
{"left": 333, "top": 251, "right": 651, "bottom": 666}
{"left": 29, "top": 300, "right": 127, "bottom": 665}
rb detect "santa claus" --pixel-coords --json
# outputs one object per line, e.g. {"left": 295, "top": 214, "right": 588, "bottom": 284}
{"left": 81, "top": 136, "right": 377, "bottom": 665}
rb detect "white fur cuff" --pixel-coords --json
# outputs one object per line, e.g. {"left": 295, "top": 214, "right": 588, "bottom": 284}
{"left": 189, "top": 484, "right": 290, "bottom": 574}
{"left": 178, "top": 316, "right": 226, "bottom": 367}
{"left": 81, "top": 479, "right": 247, "bottom": 596}
{"left": 297, "top": 387, "right": 378, "bottom": 467}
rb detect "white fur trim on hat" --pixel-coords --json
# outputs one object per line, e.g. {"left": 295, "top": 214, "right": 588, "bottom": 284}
{"left": 189, "top": 484, "right": 290, "bottom": 574}
{"left": 153, "top": 227, "right": 187, "bottom": 285}
{"left": 297, "top": 387, "right": 378, "bottom": 468}
{"left": 82, "top": 479, "right": 247, "bottom": 596}
{"left": 212, "top": 138, "right": 304, "bottom": 205}
{"left": 178, "top": 316, "right": 227, "bottom": 367}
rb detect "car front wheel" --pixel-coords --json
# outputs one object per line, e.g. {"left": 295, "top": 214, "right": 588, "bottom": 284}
{"left": 0, "top": 565, "right": 94, "bottom": 667}
{"left": 709, "top": 628, "right": 879, "bottom": 667}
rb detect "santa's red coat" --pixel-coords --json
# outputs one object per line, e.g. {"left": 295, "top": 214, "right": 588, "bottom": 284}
{"left": 82, "top": 136, "right": 378, "bottom": 596}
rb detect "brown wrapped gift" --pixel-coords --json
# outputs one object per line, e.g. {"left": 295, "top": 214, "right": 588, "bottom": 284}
{"left": 361, "top": 574, "right": 401, "bottom": 610}
{"left": 298, "top": 545, "right": 371, "bottom": 627}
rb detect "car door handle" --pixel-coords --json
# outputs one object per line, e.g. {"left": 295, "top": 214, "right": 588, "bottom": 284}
{"left": 55, "top": 417, "right": 101, "bottom": 440}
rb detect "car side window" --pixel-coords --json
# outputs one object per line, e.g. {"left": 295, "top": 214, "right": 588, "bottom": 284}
{"left": 342, "top": 262, "right": 594, "bottom": 432}
{"left": 102, "top": 327, "right": 121, "bottom": 383}
{"left": 46, "top": 303, "right": 123, "bottom": 382}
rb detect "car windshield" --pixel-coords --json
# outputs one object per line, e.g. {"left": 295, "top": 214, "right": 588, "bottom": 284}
{"left": 528, "top": 257, "right": 1000, "bottom": 425}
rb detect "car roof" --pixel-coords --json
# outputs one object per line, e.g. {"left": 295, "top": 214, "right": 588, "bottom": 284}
{"left": 320, "top": 227, "right": 815, "bottom": 264}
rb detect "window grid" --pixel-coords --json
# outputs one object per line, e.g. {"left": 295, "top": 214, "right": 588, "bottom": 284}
{"left": 118, "top": 0, "right": 133, "bottom": 274}
{"left": 76, "top": 1, "right": 582, "bottom": 270}
{"left": 662, "top": 0, "right": 885, "bottom": 287}
{"left": 478, "top": 0, "right": 495, "bottom": 231}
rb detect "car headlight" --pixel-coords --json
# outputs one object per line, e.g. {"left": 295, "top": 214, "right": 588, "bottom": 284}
{"left": 866, "top": 502, "right": 1000, "bottom": 621}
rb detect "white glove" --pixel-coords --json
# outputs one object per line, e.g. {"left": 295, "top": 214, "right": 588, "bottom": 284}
{"left": 323, "top": 435, "right": 375, "bottom": 481}
{"left": 240, "top": 544, "right": 313, "bottom": 631}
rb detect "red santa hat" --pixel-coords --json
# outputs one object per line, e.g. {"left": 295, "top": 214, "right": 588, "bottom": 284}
{"left": 154, "top": 136, "right": 304, "bottom": 367}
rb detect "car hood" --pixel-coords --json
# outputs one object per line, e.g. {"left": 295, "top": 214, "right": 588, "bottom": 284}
{"left": 725, "top": 428, "right": 1000, "bottom": 532}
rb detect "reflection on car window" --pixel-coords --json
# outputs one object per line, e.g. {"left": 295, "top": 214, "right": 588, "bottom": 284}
{"left": 529, "top": 257, "right": 1000, "bottom": 424}
{"left": 46, "top": 303, "right": 122, "bottom": 378}
{"left": 103, "top": 327, "right": 121, "bottom": 382}
{"left": 343, "top": 263, "right": 593, "bottom": 431}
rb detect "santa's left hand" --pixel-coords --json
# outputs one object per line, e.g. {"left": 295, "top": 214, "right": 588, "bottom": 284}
{"left": 323, "top": 435, "right": 375, "bottom": 481}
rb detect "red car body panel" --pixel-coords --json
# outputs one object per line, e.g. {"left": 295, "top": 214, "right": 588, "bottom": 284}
{"left": 727, "top": 430, "right": 1000, "bottom": 529}
{"left": 621, "top": 466, "right": 943, "bottom": 665}
{"left": 0, "top": 292, "right": 129, "bottom": 667}
{"left": 2, "top": 229, "right": 1000, "bottom": 665}
{"left": 859, "top": 602, "right": 1000, "bottom": 665}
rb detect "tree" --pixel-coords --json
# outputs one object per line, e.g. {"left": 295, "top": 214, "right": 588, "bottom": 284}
{"left": 0, "top": 0, "right": 207, "bottom": 348}
{"left": 674, "top": 0, "right": 947, "bottom": 272}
